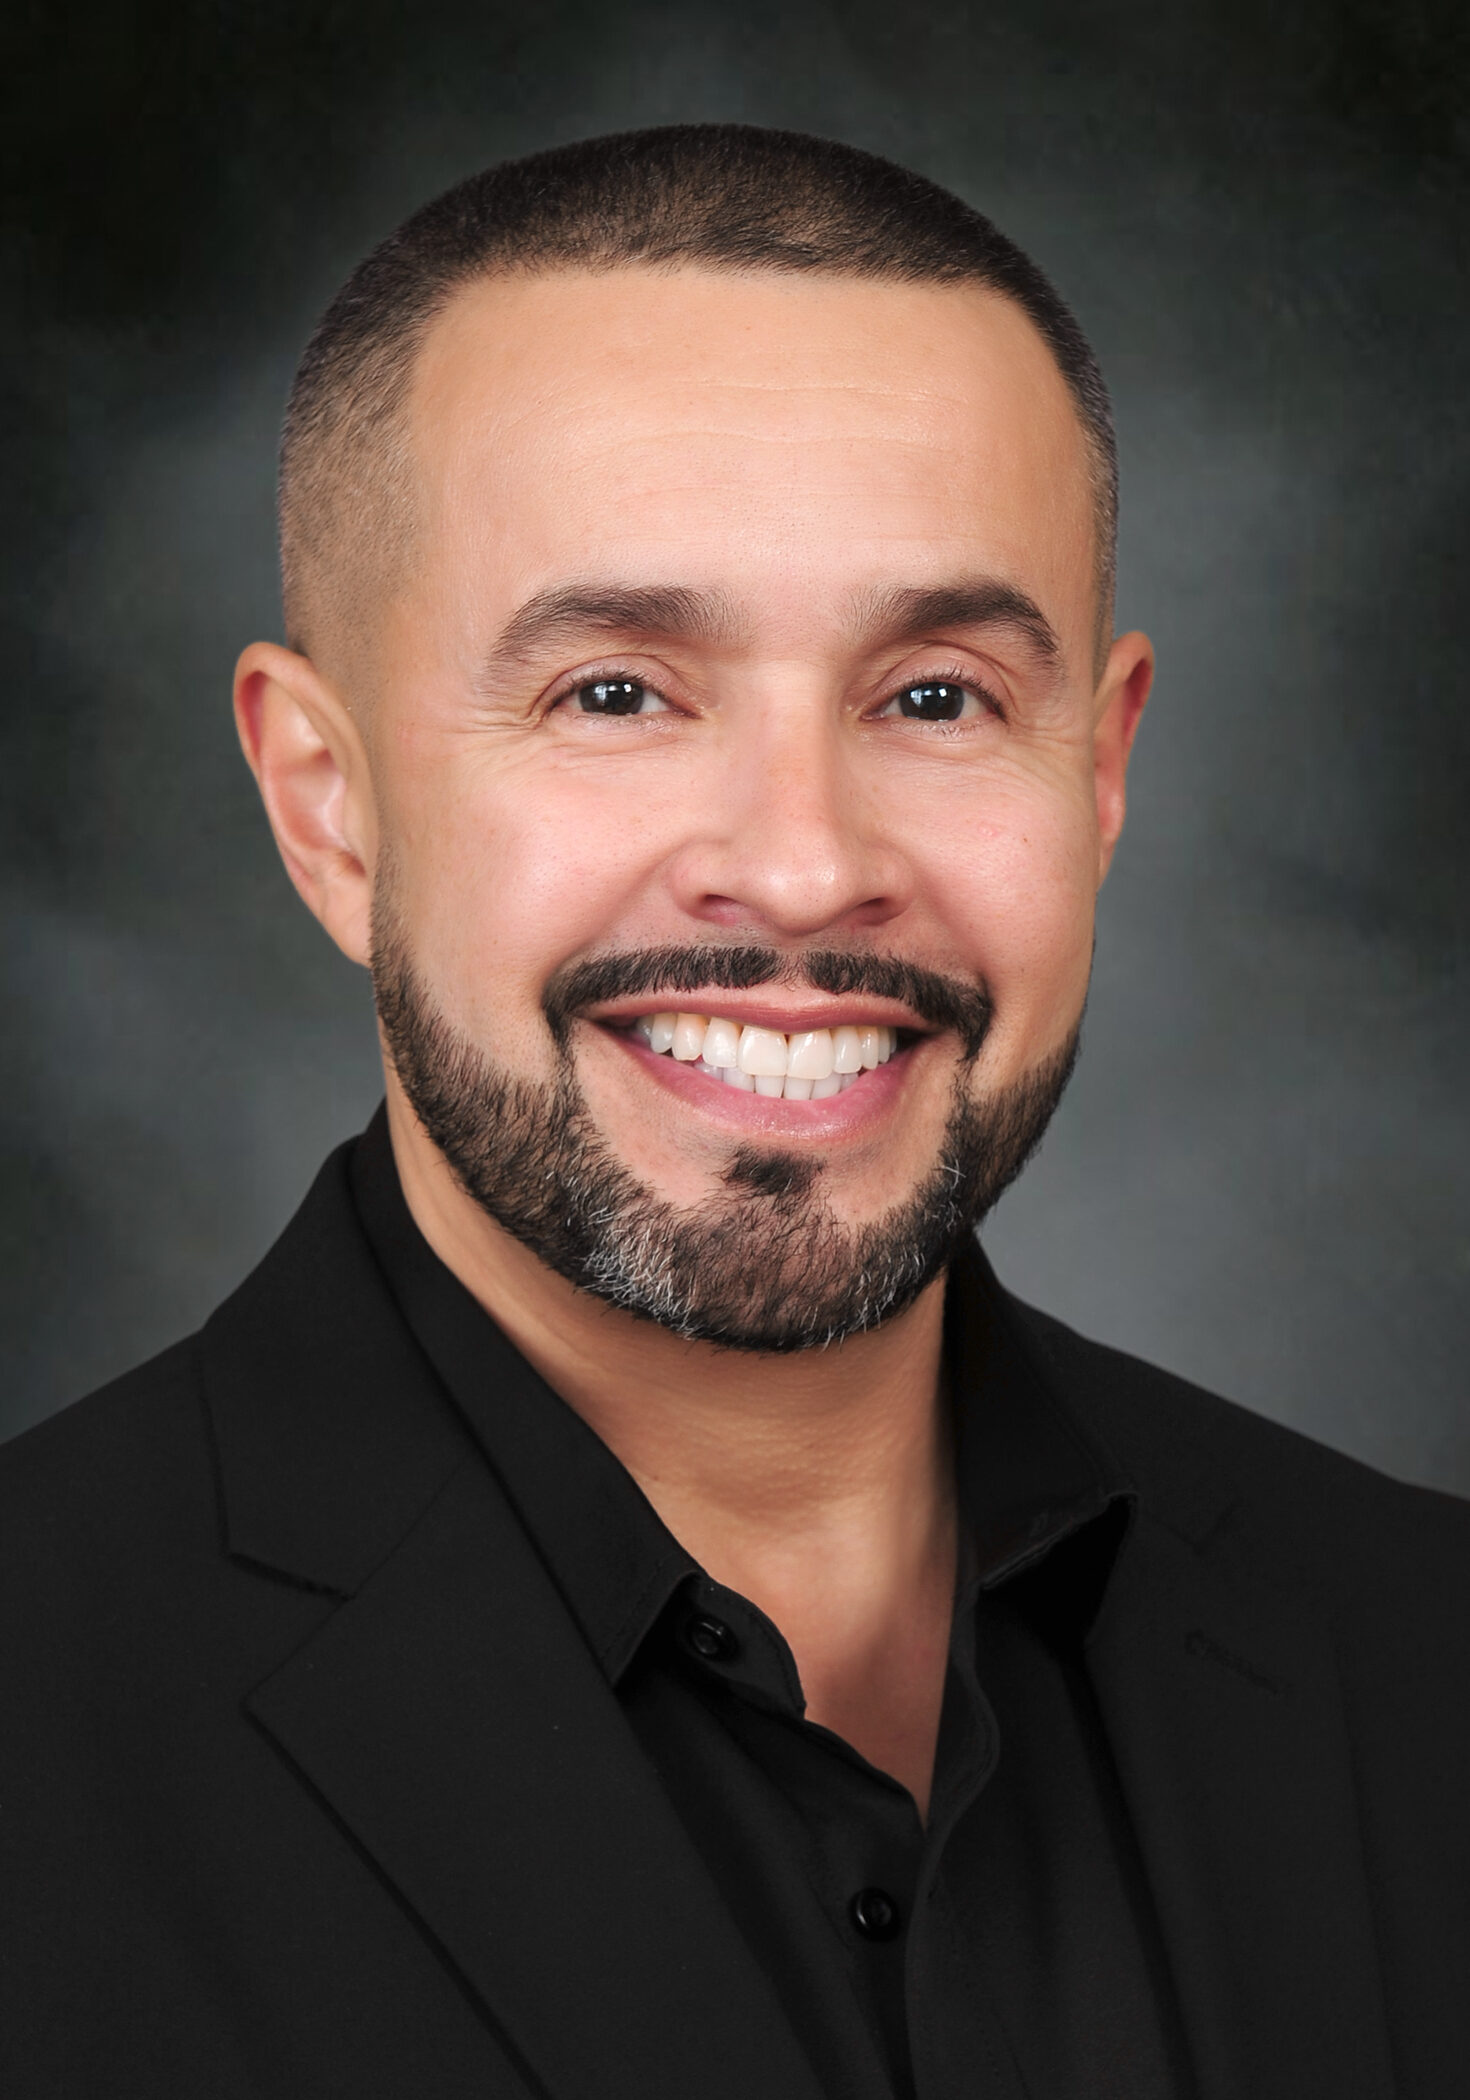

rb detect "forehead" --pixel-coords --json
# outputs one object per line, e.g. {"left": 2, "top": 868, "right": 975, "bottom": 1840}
{"left": 405, "top": 267, "right": 1097, "bottom": 659}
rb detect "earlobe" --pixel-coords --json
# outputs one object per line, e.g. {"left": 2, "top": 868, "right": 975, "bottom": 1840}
{"left": 232, "top": 642, "right": 377, "bottom": 966}
{"left": 1093, "top": 631, "right": 1154, "bottom": 887}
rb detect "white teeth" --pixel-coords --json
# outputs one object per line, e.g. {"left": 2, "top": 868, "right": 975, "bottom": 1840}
{"left": 634, "top": 1011, "right": 903, "bottom": 1090}
{"left": 831, "top": 1025, "right": 863, "bottom": 1074}
{"left": 672, "top": 1013, "right": 707, "bottom": 1062}
{"left": 737, "top": 1026, "right": 789, "bottom": 1078}
{"left": 786, "top": 1029, "right": 835, "bottom": 1081}
{"left": 702, "top": 1016, "right": 740, "bottom": 1068}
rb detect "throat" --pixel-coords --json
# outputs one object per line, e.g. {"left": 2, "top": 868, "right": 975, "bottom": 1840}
{"left": 785, "top": 1521, "right": 959, "bottom": 1821}
{"left": 655, "top": 1385, "right": 960, "bottom": 1820}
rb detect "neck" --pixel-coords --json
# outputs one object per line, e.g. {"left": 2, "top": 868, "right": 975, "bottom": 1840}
{"left": 385, "top": 1085, "right": 960, "bottom": 1813}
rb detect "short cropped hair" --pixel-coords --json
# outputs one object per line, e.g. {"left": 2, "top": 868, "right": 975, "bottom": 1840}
{"left": 280, "top": 124, "right": 1117, "bottom": 667}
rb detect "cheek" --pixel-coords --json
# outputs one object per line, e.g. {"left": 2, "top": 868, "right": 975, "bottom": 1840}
{"left": 917, "top": 768, "right": 1098, "bottom": 1050}
{"left": 382, "top": 748, "right": 677, "bottom": 1056}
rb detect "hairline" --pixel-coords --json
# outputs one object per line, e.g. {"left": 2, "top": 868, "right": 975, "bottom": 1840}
{"left": 283, "top": 258, "right": 1118, "bottom": 684}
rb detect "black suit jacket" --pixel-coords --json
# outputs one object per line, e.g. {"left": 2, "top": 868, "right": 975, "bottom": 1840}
{"left": 2, "top": 1140, "right": 1467, "bottom": 2098}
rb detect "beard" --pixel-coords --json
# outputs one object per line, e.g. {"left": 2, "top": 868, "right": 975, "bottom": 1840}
{"left": 372, "top": 909, "right": 1080, "bottom": 1354}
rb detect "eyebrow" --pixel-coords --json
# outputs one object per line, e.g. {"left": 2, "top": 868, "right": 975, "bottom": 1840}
{"left": 486, "top": 583, "right": 747, "bottom": 671}
{"left": 481, "top": 572, "right": 1062, "bottom": 684}
{"left": 848, "top": 579, "right": 1062, "bottom": 665}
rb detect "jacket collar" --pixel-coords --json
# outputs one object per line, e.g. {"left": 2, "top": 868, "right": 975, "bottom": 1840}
{"left": 201, "top": 1140, "right": 472, "bottom": 1597}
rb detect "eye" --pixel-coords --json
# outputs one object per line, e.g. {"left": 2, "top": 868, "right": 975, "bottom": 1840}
{"left": 564, "top": 677, "right": 674, "bottom": 716}
{"left": 877, "top": 679, "right": 991, "bottom": 723}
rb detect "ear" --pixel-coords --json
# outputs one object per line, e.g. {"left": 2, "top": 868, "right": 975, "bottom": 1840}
{"left": 1091, "top": 630, "right": 1154, "bottom": 886}
{"left": 233, "top": 641, "right": 377, "bottom": 966}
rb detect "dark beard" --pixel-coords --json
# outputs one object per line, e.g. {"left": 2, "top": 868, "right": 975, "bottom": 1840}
{"left": 372, "top": 920, "right": 1079, "bottom": 1353}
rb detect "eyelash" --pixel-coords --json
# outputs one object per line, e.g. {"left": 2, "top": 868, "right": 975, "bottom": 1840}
{"left": 547, "top": 662, "right": 1007, "bottom": 723}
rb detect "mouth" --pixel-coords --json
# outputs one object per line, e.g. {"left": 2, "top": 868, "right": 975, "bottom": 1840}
{"left": 622, "top": 1008, "right": 905, "bottom": 1102}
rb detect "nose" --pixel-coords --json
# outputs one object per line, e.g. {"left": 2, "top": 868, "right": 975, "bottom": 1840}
{"left": 667, "top": 691, "right": 915, "bottom": 940}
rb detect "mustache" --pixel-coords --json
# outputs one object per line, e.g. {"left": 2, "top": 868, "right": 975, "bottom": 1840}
{"left": 544, "top": 944, "right": 994, "bottom": 1061}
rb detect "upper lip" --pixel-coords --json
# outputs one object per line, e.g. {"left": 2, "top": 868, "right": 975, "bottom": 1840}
{"left": 587, "top": 992, "right": 931, "bottom": 1035}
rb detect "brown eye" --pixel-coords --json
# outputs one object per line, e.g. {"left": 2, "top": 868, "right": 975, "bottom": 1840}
{"left": 577, "top": 679, "right": 649, "bottom": 714}
{"left": 895, "top": 681, "right": 967, "bottom": 721}
{"left": 563, "top": 677, "right": 676, "bottom": 717}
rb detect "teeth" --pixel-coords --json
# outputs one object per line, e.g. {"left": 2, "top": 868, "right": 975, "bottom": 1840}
{"left": 832, "top": 1025, "right": 863, "bottom": 1074}
{"left": 672, "top": 1013, "right": 707, "bottom": 1061}
{"left": 737, "top": 1026, "right": 790, "bottom": 1078}
{"left": 786, "top": 1029, "right": 835, "bottom": 1081}
{"left": 702, "top": 1016, "right": 740, "bottom": 1068}
{"left": 633, "top": 1012, "right": 900, "bottom": 1092}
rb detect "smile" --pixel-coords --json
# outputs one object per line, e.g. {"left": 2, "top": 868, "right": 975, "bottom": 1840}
{"left": 631, "top": 1012, "right": 900, "bottom": 1100}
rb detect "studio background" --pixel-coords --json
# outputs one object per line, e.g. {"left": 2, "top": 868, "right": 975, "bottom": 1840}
{"left": 5, "top": 0, "right": 1467, "bottom": 1487}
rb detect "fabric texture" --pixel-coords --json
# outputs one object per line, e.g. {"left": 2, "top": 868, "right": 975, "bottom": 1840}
{"left": 0, "top": 1129, "right": 1467, "bottom": 2098}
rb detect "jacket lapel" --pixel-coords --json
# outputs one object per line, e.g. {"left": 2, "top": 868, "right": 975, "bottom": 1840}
{"left": 247, "top": 1455, "right": 827, "bottom": 2100}
{"left": 990, "top": 1271, "right": 1396, "bottom": 2099}
{"left": 207, "top": 1147, "right": 827, "bottom": 2100}
{"left": 1086, "top": 1506, "right": 1395, "bottom": 2100}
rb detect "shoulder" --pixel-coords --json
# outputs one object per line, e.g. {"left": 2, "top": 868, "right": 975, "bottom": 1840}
{"left": 0, "top": 1138, "right": 360, "bottom": 1634}
{"left": 0, "top": 1333, "right": 214, "bottom": 1545}
{"left": 0, "top": 1131, "right": 468, "bottom": 1643}
{"left": 0, "top": 1337, "right": 223, "bottom": 1643}
{"left": 1008, "top": 1289, "right": 1470, "bottom": 1609}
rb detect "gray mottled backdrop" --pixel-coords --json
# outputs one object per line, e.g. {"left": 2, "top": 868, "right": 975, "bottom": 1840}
{"left": 4, "top": 0, "right": 1467, "bottom": 1485}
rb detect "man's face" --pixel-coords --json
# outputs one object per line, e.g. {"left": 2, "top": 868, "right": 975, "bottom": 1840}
{"left": 325, "top": 269, "right": 1144, "bottom": 1340}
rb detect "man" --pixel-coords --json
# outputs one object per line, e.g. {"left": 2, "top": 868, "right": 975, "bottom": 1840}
{"left": 1, "top": 123, "right": 1465, "bottom": 2100}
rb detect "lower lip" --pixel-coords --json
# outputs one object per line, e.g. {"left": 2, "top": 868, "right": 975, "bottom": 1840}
{"left": 604, "top": 1027, "right": 915, "bottom": 1135}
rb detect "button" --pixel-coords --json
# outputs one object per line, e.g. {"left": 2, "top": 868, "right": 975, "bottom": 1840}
{"left": 685, "top": 1614, "right": 740, "bottom": 1664}
{"left": 850, "top": 1887, "right": 902, "bottom": 1941}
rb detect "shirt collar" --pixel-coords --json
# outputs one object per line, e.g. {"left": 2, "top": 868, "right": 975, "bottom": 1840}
{"left": 350, "top": 1106, "right": 1133, "bottom": 1685}
{"left": 944, "top": 1230, "right": 1132, "bottom": 1591}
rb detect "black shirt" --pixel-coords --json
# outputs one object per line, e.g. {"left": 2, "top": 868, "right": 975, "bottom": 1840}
{"left": 351, "top": 1112, "right": 1191, "bottom": 2099}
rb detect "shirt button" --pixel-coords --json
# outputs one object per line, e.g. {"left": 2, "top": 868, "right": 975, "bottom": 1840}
{"left": 850, "top": 1887, "right": 902, "bottom": 1941}
{"left": 685, "top": 1614, "right": 740, "bottom": 1664}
